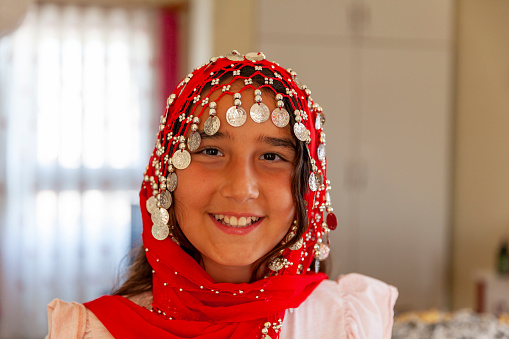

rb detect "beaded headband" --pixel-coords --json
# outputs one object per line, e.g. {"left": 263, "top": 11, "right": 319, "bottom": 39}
{"left": 142, "top": 50, "right": 337, "bottom": 275}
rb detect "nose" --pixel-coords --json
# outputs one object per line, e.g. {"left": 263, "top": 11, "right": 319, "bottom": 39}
{"left": 219, "top": 157, "right": 259, "bottom": 203}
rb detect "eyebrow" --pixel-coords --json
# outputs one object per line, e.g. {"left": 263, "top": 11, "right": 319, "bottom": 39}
{"left": 258, "top": 135, "right": 297, "bottom": 151}
{"left": 198, "top": 130, "right": 296, "bottom": 151}
{"left": 199, "top": 130, "right": 231, "bottom": 140}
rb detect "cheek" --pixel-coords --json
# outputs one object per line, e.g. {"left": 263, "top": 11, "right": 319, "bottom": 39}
{"left": 269, "top": 174, "right": 296, "bottom": 219}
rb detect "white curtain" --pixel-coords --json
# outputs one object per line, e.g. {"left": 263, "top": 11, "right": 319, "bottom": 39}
{"left": 0, "top": 4, "right": 161, "bottom": 337}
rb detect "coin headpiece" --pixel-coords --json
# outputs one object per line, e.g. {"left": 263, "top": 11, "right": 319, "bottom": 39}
{"left": 142, "top": 50, "right": 337, "bottom": 274}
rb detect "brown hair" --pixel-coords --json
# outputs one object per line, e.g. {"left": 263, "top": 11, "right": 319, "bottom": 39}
{"left": 113, "top": 67, "right": 326, "bottom": 297}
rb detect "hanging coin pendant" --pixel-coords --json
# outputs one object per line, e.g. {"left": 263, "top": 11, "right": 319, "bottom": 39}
{"left": 146, "top": 196, "right": 158, "bottom": 214}
{"left": 172, "top": 150, "right": 191, "bottom": 170}
{"left": 226, "top": 106, "right": 247, "bottom": 127}
{"left": 294, "top": 122, "right": 308, "bottom": 142}
{"left": 167, "top": 172, "right": 178, "bottom": 192}
{"left": 152, "top": 224, "right": 169, "bottom": 241}
{"left": 268, "top": 256, "right": 285, "bottom": 271}
{"left": 151, "top": 207, "right": 169, "bottom": 225}
{"left": 317, "top": 144, "right": 326, "bottom": 162}
{"left": 250, "top": 103, "right": 270, "bottom": 123}
{"left": 271, "top": 108, "right": 290, "bottom": 128}
{"left": 309, "top": 172, "right": 318, "bottom": 192}
{"left": 204, "top": 116, "right": 220, "bottom": 135}
{"left": 289, "top": 237, "right": 304, "bottom": 251}
{"left": 187, "top": 132, "right": 201, "bottom": 152}
{"left": 159, "top": 191, "right": 172, "bottom": 209}
{"left": 315, "top": 113, "right": 323, "bottom": 130}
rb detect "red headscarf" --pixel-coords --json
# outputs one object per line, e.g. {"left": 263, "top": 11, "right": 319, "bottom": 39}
{"left": 85, "top": 51, "right": 336, "bottom": 339}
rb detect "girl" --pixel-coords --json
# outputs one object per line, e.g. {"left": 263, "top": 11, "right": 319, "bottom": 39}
{"left": 46, "top": 51, "right": 397, "bottom": 339}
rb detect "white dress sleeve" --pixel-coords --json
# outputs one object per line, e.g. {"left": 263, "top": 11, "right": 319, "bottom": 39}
{"left": 280, "top": 273, "right": 398, "bottom": 339}
{"left": 45, "top": 298, "right": 114, "bottom": 339}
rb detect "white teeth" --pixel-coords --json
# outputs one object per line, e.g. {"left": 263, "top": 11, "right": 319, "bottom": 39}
{"left": 212, "top": 214, "right": 260, "bottom": 227}
{"left": 238, "top": 217, "right": 246, "bottom": 226}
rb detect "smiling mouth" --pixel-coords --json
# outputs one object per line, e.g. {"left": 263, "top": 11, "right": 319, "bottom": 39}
{"left": 212, "top": 214, "right": 261, "bottom": 227}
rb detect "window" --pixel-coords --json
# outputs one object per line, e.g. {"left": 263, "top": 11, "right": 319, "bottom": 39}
{"left": 0, "top": 4, "right": 166, "bottom": 337}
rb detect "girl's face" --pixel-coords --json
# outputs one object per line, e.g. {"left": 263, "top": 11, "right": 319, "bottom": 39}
{"left": 173, "top": 85, "right": 297, "bottom": 283}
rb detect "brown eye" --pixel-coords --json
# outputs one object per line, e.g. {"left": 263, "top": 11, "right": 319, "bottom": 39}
{"left": 201, "top": 148, "right": 222, "bottom": 156}
{"left": 261, "top": 153, "right": 280, "bottom": 161}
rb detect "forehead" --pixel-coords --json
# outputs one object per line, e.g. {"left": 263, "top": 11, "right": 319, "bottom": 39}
{"left": 196, "top": 82, "right": 294, "bottom": 143}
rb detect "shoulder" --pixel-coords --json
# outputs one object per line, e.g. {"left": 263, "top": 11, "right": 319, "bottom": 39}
{"left": 45, "top": 298, "right": 114, "bottom": 339}
{"left": 280, "top": 273, "right": 398, "bottom": 339}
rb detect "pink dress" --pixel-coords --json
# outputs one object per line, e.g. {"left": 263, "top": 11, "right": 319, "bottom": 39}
{"left": 46, "top": 273, "right": 398, "bottom": 339}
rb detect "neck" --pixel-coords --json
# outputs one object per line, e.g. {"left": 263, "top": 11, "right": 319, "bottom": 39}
{"left": 201, "top": 257, "right": 255, "bottom": 284}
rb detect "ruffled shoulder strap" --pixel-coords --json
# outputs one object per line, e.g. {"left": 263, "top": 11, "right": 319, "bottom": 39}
{"left": 280, "top": 273, "right": 398, "bottom": 339}
{"left": 46, "top": 299, "right": 87, "bottom": 339}
{"left": 337, "top": 273, "right": 398, "bottom": 339}
{"left": 46, "top": 298, "right": 114, "bottom": 339}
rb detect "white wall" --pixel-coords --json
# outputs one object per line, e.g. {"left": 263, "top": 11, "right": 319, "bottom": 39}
{"left": 256, "top": 0, "right": 454, "bottom": 311}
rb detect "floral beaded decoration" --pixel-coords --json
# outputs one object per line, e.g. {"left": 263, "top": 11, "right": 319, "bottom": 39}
{"left": 141, "top": 51, "right": 337, "bottom": 339}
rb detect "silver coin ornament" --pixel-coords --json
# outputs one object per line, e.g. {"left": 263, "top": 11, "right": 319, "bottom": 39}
{"left": 226, "top": 106, "right": 247, "bottom": 127}
{"left": 226, "top": 50, "right": 244, "bottom": 61}
{"left": 167, "top": 172, "right": 178, "bottom": 192}
{"left": 146, "top": 196, "right": 158, "bottom": 214}
{"left": 289, "top": 237, "right": 304, "bottom": 251}
{"left": 172, "top": 150, "right": 191, "bottom": 170}
{"left": 245, "top": 52, "right": 265, "bottom": 61}
{"left": 317, "top": 144, "right": 326, "bottom": 162}
{"left": 159, "top": 190, "right": 172, "bottom": 209}
{"left": 204, "top": 116, "right": 220, "bottom": 135}
{"left": 187, "top": 132, "right": 201, "bottom": 152}
{"left": 151, "top": 207, "right": 169, "bottom": 225}
{"left": 250, "top": 103, "right": 270, "bottom": 123}
{"left": 271, "top": 108, "right": 290, "bottom": 128}
{"left": 294, "top": 122, "right": 309, "bottom": 142}
{"left": 309, "top": 172, "right": 319, "bottom": 192}
{"left": 315, "top": 113, "right": 324, "bottom": 130}
{"left": 152, "top": 224, "right": 169, "bottom": 241}
{"left": 268, "top": 256, "right": 285, "bottom": 271}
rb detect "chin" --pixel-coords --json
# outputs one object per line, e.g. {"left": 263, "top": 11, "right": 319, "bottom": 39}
{"left": 212, "top": 251, "right": 263, "bottom": 267}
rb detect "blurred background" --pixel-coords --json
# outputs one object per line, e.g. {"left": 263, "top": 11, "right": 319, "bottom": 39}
{"left": 0, "top": 0, "right": 508, "bottom": 337}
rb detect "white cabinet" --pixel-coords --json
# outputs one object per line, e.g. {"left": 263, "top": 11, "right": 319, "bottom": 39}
{"left": 257, "top": 0, "right": 454, "bottom": 311}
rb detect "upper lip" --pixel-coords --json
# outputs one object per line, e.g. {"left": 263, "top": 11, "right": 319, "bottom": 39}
{"left": 210, "top": 212, "right": 263, "bottom": 218}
